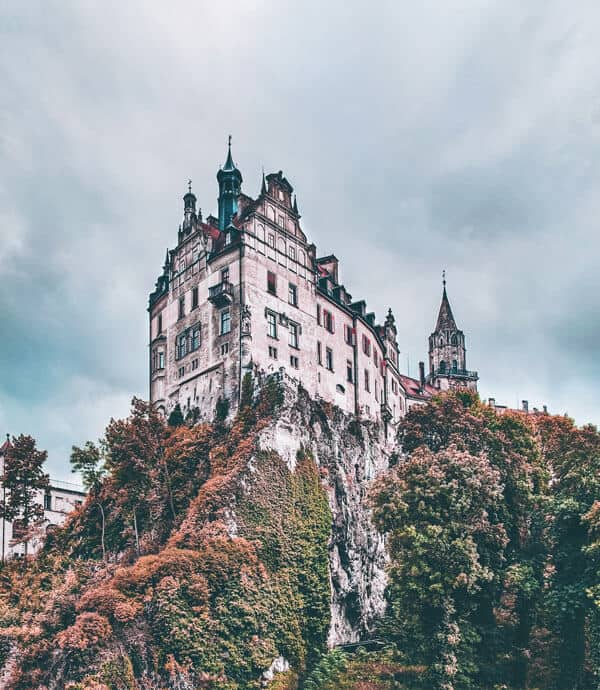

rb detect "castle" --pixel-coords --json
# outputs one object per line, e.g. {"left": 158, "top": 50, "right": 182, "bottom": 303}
{"left": 148, "top": 142, "right": 478, "bottom": 429}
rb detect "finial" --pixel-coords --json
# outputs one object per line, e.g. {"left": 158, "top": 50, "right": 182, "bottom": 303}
{"left": 293, "top": 194, "right": 299, "bottom": 214}
{"left": 442, "top": 269, "right": 446, "bottom": 289}
{"left": 188, "top": 179, "right": 192, "bottom": 194}
{"left": 228, "top": 134, "right": 232, "bottom": 151}
{"left": 261, "top": 167, "right": 267, "bottom": 195}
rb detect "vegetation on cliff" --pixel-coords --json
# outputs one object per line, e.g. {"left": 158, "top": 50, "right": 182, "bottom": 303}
{"left": 0, "top": 384, "right": 598, "bottom": 690}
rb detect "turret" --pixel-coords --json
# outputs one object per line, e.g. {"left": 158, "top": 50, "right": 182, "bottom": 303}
{"left": 217, "top": 136, "right": 243, "bottom": 231}
{"left": 182, "top": 180, "right": 197, "bottom": 231}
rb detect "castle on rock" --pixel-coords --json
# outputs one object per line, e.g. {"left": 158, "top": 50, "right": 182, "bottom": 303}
{"left": 148, "top": 142, "right": 478, "bottom": 429}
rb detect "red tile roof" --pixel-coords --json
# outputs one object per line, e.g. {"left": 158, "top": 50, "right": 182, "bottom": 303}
{"left": 398, "top": 374, "right": 437, "bottom": 399}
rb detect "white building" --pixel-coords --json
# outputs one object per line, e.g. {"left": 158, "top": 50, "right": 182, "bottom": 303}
{"left": 0, "top": 437, "right": 86, "bottom": 559}
{"left": 148, "top": 143, "right": 478, "bottom": 431}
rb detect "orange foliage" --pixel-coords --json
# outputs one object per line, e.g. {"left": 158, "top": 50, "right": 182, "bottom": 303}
{"left": 56, "top": 612, "right": 112, "bottom": 651}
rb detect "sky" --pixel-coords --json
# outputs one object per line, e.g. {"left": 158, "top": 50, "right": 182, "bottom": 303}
{"left": 1, "top": 1, "right": 600, "bottom": 480}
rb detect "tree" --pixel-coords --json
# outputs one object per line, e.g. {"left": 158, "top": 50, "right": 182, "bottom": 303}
{"left": 0, "top": 435, "right": 49, "bottom": 557}
{"left": 167, "top": 404, "right": 184, "bottom": 428}
{"left": 371, "top": 445, "right": 507, "bottom": 690}
{"left": 70, "top": 442, "right": 108, "bottom": 561}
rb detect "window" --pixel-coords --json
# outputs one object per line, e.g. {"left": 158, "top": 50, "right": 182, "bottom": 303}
{"left": 157, "top": 313, "right": 163, "bottom": 335}
{"left": 267, "top": 271, "right": 277, "bottom": 295}
{"left": 190, "top": 324, "right": 200, "bottom": 351}
{"left": 267, "top": 311, "right": 278, "bottom": 338}
{"left": 192, "top": 358, "right": 198, "bottom": 370}
{"left": 178, "top": 366, "right": 185, "bottom": 378}
{"left": 289, "top": 322, "right": 299, "bottom": 349}
{"left": 178, "top": 296, "right": 185, "bottom": 319}
{"left": 439, "top": 360, "right": 446, "bottom": 373}
{"left": 324, "top": 310, "right": 334, "bottom": 333}
{"left": 345, "top": 325, "right": 354, "bottom": 346}
{"left": 362, "top": 335, "right": 371, "bottom": 356}
{"left": 316, "top": 304, "right": 321, "bottom": 325}
{"left": 44, "top": 492, "right": 52, "bottom": 511}
{"left": 374, "top": 350, "right": 379, "bottom": 367}
{"left": 289, "top": 246, "right": 296, "bottom": 262}
{"left": 325, "top": 347, "right": 334, "bottom": 371}
{"left": 452, "top": 359, "right": 458, "bottom": 373}
{"left": 269, "top": 345, "right": 278, "bottom": 359}
{"left": 375, "top": 380, "right": 379, "bottom": 402}
{"left": 278, "top": 214, "right": 285, "bottom": 227}
{"left": 191, "top": 286, "right": 199, "bottom": 309}
{"left": 221, "top": 343, "right": 229, "bottom": 355}
{"left": 221, "top": 267, "right": 230, "bottom": 283}
{"left": 451, "top": 334, "right": 458, "bottom": 345}
{"left": 392, "top": 379, "right": 398, "bottom": 394}
{"left": 268, "top": 233, "right": 275, "bottom": 248}
{"left": 347, "top": 360, "right": 353, "bottom": 383}
{"left": 317, "top": 341, "right": 322, "bottom": 365}
{"left": 364, "top": 369, "right": 370, "bottom": 392}
{"left": 288, "top": 283, "right": 298, "bottom": 307}
{"left": 158, "top": 351, "right": 165, "bottom": 370}
{"left": 290, "top": 355, "right": 299, "bottom": 369}
{"left": 176, "top": 332, "right": 187, "bottom": 359}
{"left": 220, "top": 309, "right": 231, "bottom": 335}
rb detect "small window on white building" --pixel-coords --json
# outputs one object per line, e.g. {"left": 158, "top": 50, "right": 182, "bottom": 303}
{"left": 267, "top": 311, "right": 278, "bottom": 339}
{"left": 289, "top": 322, "right": 299, "bottom": 349}
{"left": 325, "top": 347, "right": 334, "bottom": 372}
{"left": 220, "top": 309, "right": 231, "bottom": 335}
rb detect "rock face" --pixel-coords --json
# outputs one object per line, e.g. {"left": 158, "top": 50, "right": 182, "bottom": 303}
{"left": 257, "top": 379, "right": 391, "bottom": 646}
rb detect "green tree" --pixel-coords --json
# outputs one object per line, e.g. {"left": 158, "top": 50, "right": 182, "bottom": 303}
{"left": 167, "top": 403, "right": 184, "bottom": 428}
{"left": 0, "top": 435, "right": 49, "bottom": 557}
{"left": 70, "top": 441, "right": 108, "bottom": 561}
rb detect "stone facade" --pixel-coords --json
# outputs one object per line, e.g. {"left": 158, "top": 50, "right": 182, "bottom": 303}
{"left": 148, "top": 144, "right": 478, "bottom": 428}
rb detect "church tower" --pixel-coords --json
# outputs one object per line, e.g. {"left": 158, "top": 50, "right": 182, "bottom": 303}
{"left": 216, "top": 137, "right": 243, "bottom": 230}
{"left": 428, "top": 274, "right": 478, "bottom": 391}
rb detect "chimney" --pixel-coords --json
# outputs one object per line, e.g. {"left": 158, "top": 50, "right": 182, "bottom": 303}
{"left": 522, "top": 400, "right": 529, "bottom": 413}
{"left": 489, "top": 397, "right": 496, "bottom": 407}
{"left": 419, "top": 361, "right": 425, "bottom": 388}
{"left": 543, "top": 405, "right": 548, "bottom": 414}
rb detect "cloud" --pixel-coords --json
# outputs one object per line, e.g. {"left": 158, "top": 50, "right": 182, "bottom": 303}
{"left": 1, "top": 0, "right": 599, "bottom": 478}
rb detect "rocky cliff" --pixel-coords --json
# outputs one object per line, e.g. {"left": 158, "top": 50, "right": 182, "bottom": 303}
{"left": 0, "top": 376, "right": 392, "bottom": 689}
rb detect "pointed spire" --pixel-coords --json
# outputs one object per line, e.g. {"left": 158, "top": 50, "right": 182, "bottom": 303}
{"left": 435, "top": 271, "right": 458, "bottom": 331}
{"left": 261, "top": 168, "right": 267, "bottom": 195}
{"left": 223, "top": 134, "right": 236, "bottom": 171}
{"left": 292, "top": 194, "right": 299, "bottom": 215}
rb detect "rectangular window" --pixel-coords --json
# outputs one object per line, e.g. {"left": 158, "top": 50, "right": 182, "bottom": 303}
{"left": 288, "top": 283, "right": 298, "bottom": 307}
{"left": 220, "top": 309, "right": 231, "bottom": 335}
{"left": 345, "top": 325, "right": 354, "bottom": 346}
{"left": 191, "top": 286, "right": 199, "bottom": 310}
{"left": 178, "top": 296, "right": 185, "bottom": 320}
{"left": 176, "top": 332, "right": 187, "bottom": 359}
{"left": 317, "top": 341, "right": 322, "bottom": 365}
{"left": 347, "top": 360, "right": 353, "bottom": 383}
{"left": 267, "top": 311, "right": 277, "bottom": 339}
{"left": 325, "top": 347, "right": 334, "bottom": 372}
{"left": 362, "top": 335, "right": 371, "bottom": 356}
{"left": 191, "top": 358, "right": 198, "bottom": 371}
{"left": 268, "top": 233, "right": 275, "bottom": 248}
{"left": 178, "top": 366, "right": 185, "bottom": 378}
{"left": 44, "top": 492, "right": 52, "bottom": 511}
{"left": 375, "top": 380, "right": 379, "bottom": 402}
{"left": 269, "top": 345, "right": 278, "bottom": 359}
{"left": 221, "top": 267, "right": 229, "bottom": 283}
{"left": 267, "top": 271, "right": 277, "bottom": 295}
{"left": 364, "top": 369, "right": 370, "bottom": 392}
{"left": 289, "top": 246, "right": 296, "bottom": 261}
{"left": 221, "top": 343, "right": 229, "bottom": 355}
{"left": 289, "top": 322, "right": 299, "bottom": 349}
{"left": 374, "top": 350, "right": 379, "bottom": 367}
{"left": 157, "top": 313, "right": 163, "bottom": 335}
{"left": 190, "top": 324, "right": 200, "bottom": 351}
{"left": 324, "top": 310, "right": 334, "bottom": 333}
{"left": 316, "top": 304, "right": 322, "bottom": 325}
{"left": 290, "top": 355, "right": 299, "bottom": 369}
{"left": 158, "top": 351, "right": 165, "bottom": 370}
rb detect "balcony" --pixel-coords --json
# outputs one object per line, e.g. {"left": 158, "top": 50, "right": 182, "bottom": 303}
{"left": 381, "top": 401, "right": 393, "bottom": 422}
{"left": 208, "top": 281, "right": 234, "bottom": 307}
{"left": 434, "top": 367, "right": 478, "bottom": 379}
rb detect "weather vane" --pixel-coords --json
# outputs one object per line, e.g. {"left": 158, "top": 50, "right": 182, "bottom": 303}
{"left": 188, "top": 179, "right": 192, "bottom": 193}
{"left": 442, "top": 269, "right": 446, "bottom": 288}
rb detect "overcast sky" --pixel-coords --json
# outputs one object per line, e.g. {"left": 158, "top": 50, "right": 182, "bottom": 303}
{"left": 2, "top": 1, "right": 600, "bottom": 479}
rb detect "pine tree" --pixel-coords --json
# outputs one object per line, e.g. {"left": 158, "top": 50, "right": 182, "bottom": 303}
{"left": 0, "top": 435, "right": 49, "bottom": 557}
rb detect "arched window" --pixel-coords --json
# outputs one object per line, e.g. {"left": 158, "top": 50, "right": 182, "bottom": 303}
{"left": 439, "top": 336, "right": 444, "bottom": 346}
{"left": 439, "top": 360, "right": 446, "bottom": 373}
{"left": 451, "top": 334, "right": 458, "bottom": 345}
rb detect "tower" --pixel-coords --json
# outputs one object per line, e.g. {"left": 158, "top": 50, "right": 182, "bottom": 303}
{"left": 428, "top": 274, "right": 478, "bottom": 391}
{"left": 182, "top": 180, "right": 197, "bottom": 231}
{"left": 216, "top": 136, "right": 243, "bottom": 230}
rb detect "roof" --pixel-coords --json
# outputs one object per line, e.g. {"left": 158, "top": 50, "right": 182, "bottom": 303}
{"left": 398, "top": 374, "right": 437, "bottom": 400}
{"left": 435, "top": 286, "right": 458, "bottom": 332}
{"left": 0, "top": 435, "right": 10, "bottom": 455}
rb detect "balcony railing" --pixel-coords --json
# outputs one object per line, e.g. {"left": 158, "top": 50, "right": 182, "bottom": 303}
{"left": 434, "top": 367, "right": 478, "bottom": 379}
{"left": 208, "top": 281, "right": 234, "bottom": 307}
